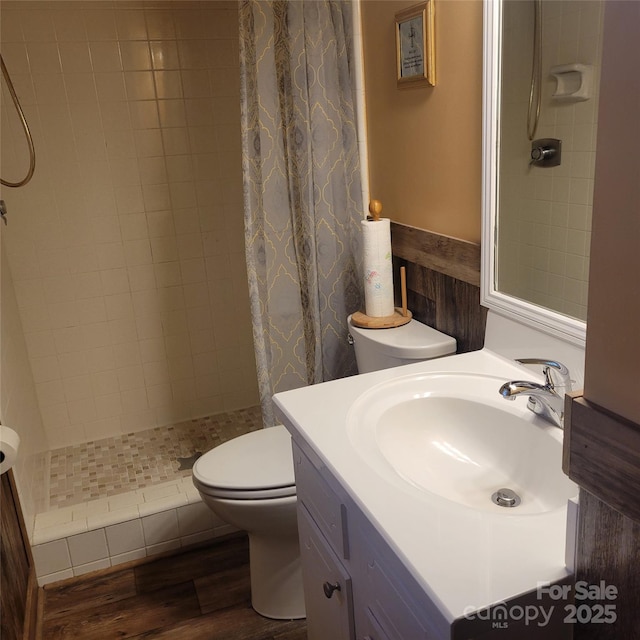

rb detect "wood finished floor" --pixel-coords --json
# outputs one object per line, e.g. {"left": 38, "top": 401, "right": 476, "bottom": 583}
{"left": 40, "top": 535, "right": 307, "bottom": 640}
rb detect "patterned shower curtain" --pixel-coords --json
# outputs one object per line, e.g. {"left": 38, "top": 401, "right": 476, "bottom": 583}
{"left": 239, "top": 0, "right": 364, "bottom": 426}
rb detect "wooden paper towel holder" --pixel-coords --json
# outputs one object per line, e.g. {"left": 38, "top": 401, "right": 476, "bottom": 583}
{"left": 350, "top": 306, "right": 412, "bottom": 329}
{"left": 352, "top": 200, "right": 412, "bottom": 329}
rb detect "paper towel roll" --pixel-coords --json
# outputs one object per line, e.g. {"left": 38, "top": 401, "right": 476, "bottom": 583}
{"left": 0, "top": 425, "right": 20, "bottom": 475}
{"left": 362, "top": 218, "right": 395, "bottom": 317}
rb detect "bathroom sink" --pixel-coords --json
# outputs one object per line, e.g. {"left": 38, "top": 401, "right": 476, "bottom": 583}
{"left": 347, "top": 372, "right": 577, "bottom": 514}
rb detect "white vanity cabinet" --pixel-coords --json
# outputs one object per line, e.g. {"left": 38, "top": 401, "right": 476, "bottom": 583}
{"left": 293, "top": 440, "right": 439, "bottom": 640}
{"left": 297, "top": 506, "right": 355, "bottom": 639}
{"left": 292, "top": 436, "right": 573, "bottom": 640}
{"left": 293, "top": 440, "right": 355, "bottom": 639}
{"left": 352, "top": 524, "right": 435, "bottom": 640}
{"left": 277, "top": 348, "right": 578, "bottom": 640}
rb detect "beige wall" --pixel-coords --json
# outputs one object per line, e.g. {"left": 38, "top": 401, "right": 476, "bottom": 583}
{"left": 361, "top": 0, "right": 483, "bottom": 243}
{"left": 1, "top": 235, "right": 49, "bottom": 527}
{"left": 0, "top": 1, "right": 258, "bottom": 449}
{"left": 584, "top": 1, "right": 640, "bottom": 425}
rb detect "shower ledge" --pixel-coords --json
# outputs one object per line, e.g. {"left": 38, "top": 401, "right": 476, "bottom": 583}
{"left": 31, "top": 476, "right": 236, "bottom": 586}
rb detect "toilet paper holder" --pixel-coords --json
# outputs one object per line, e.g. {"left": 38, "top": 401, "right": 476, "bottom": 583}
{"left": 0, "top": 425, "right": 20, "bottom": 475}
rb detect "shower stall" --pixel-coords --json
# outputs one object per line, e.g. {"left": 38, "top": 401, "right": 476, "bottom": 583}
{"left": 0, "top": 0, "right": 261, "bottom": 582}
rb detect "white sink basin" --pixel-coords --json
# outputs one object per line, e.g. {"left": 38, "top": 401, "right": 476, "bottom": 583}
{"left": 347, "top": 372, "right": 577, "bottom": 514}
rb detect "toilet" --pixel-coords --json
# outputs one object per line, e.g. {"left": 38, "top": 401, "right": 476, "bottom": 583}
{"left": 347, "top": 315, "right": 457, "bottom": 373}
{"left": 192, "top": 316, "right": 456, "bottom": 620}
{"left": 192, "top": 425, "right": 301, "bottom": 619}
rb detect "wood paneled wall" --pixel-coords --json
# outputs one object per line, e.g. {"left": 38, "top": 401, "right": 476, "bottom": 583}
{"left": 564, "top": 396, "right": 640, "bottom": 524}
{"left": 391, "top": 223, "right": 487, "bottom": 354}
{"left": 0, "top": 471, "right": 38, "bottom": 640}
{"left": 574, "top": 490, "right": 640, "bottom": 639}
{"left": 564, "top": 396, "right": 640, "bottom": 636}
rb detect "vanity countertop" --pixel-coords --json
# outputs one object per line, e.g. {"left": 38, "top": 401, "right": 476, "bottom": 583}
{"left": 273, "top": 348, "right": 573, "bottom": 637}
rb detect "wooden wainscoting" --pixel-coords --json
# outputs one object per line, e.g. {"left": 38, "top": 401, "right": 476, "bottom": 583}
{"left": 573, "top": 489, "right": 640, "bottom": 640}
{"left": 564, "top": 394, "right": 640, "bottom": 523}
{"left": 390, "top": 222, "right": 481, "bottom": 287}
{"left": 564, "top": 394, "right": 640, "bottom": 638}
{"left": 390, "top": 222, "right": 487, "bottom": 353}
{"left": 0, "top": 470, "right": 38, "bottom": 640}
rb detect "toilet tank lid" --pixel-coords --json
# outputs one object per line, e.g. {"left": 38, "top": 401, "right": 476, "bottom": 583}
{"left": 193, "top": 424, "right": 295, "bottom": 491}
{"left": 348, "top": 316, "right": 456, "bottom": 359}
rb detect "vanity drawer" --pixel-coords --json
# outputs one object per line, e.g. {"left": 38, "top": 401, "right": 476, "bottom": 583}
{"left": 298, "top": 505, "right": 355, "bottom": 640}
{"left": 292, "top": 441, "right": 349, "bottom": 558}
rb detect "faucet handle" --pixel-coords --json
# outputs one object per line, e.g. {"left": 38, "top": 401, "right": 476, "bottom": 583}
{"left": 515, "top": 358, "right": 572, "bottom": 392}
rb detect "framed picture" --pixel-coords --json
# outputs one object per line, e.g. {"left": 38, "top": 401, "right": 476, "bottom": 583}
{"left": 395, "top": 1, "right": 435, "bottom": 87}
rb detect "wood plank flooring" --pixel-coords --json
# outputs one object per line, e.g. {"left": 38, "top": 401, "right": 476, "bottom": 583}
{"left": 40, "top": 535, "right": 307, "bottom": 640}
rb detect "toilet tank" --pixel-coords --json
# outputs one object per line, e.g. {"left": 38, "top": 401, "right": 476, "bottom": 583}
{"left": 347, "top": 316, "right": 456, "bottom": 374}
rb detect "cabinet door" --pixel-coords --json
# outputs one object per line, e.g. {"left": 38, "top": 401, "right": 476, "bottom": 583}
{"left": 293, "top": 442, "right": 349, "bottom": 558}
{"left": 298, "top": 505, "right": 355, "bottom": 640}
{"left": 354, "top": 516, "right": 436, "bottom": 640}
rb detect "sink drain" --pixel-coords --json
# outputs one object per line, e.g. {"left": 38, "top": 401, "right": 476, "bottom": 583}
{"left": 491, "top": 488, "right": 521, "bottom": 508}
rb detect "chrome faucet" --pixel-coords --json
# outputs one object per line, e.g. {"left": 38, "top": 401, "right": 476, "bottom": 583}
{"left": 499, "top": 359, "right": 572, "bottom": 428}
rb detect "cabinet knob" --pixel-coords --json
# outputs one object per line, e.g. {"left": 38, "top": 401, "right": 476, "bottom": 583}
{"left": 323, "top": 581, "right": 341, "bottom": 598}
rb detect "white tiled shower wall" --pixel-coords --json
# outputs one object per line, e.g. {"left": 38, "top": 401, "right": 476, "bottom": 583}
{"left": 1, "top": 238, "right": 50, "bottom": 523}
{"left": 0, "top": 1, "right": 259, "bottom": 455}
{"left": 498, "top": 0, "right": 604, "bottom": 321}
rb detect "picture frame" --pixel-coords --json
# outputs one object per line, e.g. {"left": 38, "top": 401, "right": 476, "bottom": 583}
{"left": 395, "top": 1, "right": 436, "bottom": 87}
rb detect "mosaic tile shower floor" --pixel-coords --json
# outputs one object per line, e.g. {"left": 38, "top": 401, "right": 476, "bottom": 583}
{"left": 48, "top": 406, "right": 263, "bottom": 509}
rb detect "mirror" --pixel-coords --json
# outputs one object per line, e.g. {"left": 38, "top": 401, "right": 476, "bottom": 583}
{"left": 481, "top": 0, "right": 605, "bottom": 345}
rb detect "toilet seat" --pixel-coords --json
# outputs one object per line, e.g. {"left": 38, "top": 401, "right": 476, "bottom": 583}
{"left": 193, "top": 424, "right": 296, "bottom": 500}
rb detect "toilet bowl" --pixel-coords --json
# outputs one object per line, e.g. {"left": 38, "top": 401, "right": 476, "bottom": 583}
{"left": 193, "top": 316, "right": 456, "bottom": 620}
{"left": 192, "top": 425, "right": 304, "bottom": 620}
